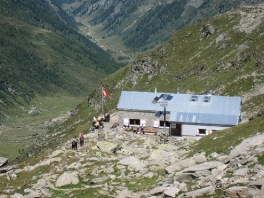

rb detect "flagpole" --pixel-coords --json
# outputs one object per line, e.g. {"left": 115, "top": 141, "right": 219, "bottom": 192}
{"left": 101, "top": 86, "right": 104, "bottom": 115}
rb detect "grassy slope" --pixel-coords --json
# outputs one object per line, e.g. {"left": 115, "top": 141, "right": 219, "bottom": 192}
{"left": 0, "top": 0, "right": 124, "bottom": 161}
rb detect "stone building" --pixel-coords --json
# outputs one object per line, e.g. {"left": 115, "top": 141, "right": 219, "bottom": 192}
{"left": 116, "top": 90, "right": 242, "bottom": 136}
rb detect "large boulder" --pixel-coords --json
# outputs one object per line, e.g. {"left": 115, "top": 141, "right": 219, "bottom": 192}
{"left": 55, "top": 171, "right": 79, "bottom": 187}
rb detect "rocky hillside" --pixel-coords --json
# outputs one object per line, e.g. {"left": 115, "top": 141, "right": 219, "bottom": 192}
{"left": 1, "top": 112, "right": 264, "bottom": 197}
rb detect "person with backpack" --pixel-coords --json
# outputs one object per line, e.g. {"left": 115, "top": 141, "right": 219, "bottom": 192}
{"left": 72, "top": 138, "right": 76, "bottom": 150}
{"left": 71, "top": 136, "right": 78, "bottom": 150}
{"left": 79, "top": 133, "right": 84, "bottom": 147}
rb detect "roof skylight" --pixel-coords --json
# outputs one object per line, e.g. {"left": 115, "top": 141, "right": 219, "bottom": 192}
{"left": 190, "top": 95, "right": 198, "bottom": 102}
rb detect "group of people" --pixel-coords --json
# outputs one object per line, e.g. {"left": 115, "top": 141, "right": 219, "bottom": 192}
{"left": 71, "top": 133, "right": 85, "bottom": 150}
{"left": 123, "top": 124, "right": 145, "bottom": 134}
{"left": 92, "top": 112, "right": 111, "bottom": 129}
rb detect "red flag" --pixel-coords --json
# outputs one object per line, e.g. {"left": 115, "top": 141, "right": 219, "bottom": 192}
{"left": 101, "top": 87, "right": 108, "bottom": 98}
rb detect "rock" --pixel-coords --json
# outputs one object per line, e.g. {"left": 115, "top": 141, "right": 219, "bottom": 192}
{"left": 0, "top": 157, "right": 8, "bottom": 167}
{"left": 104, "top": 166, "right": 114, "bottom": 174}
{"left": 148, "top": 149, "right": 175, "bottom": 165}
{"left": 50, "top": 150, "right": 64, "bottom": 158}
{"left": 224, "top": 186, "right": 248, "bottom": 198}
{"left": 108, "top": 174, "right": 116, "bottom": 180}
{"left": 164, "top": 187, "right": 180, "bottom": 197}
{"left": 234, "top": 167, "right": 248, "bottom": 177}
{"left": 230, "top": 133, "right": 264, "bottom": 159}
{"left": 174, "top": 173, "right": 197, "bottom": 183}
{"left": 181, "top": 161, "right": 225, "bottom": 173}
{"left": 216, "top": 155, "right": 230, "bottom": 164}
{"left": 66, "top": 161, "right": 82, "bottom": 170}
{"left": 96, "top": 141, "right": 118, "bottom": 153}
{"left": 55, "top": 171, "right": 79, "bottom": 187}
{"left": 165, "top": 158, "right": 196, "bottom": 174}
{"left": 248, "top": 178, "right": 264, "bottom": 189}
{"left": 184, "top": 186, "right": 215, "bottom": 197}
{"left": 26, "top": 190, "right": 42, "bottom": 198}
{"left": 216, "top": 34, "right": 225, "bottom": 44}
{"left": 200, "top": 24, "right": 215, "bottom": 38}
{"left": 192, "top": 153, "right": 207, "bottom": 163}
{"left": 10, "top": 193, "right": 25, "bottom": 198}
{"left": 116, "top": 190, "right": 131, "bottom": 198}
{"left": 179, "top": 182, "right": 188, "bottom": 191}
{"left": 143, "top": 172, "right": 154, "bottom": 178}
{"left": 209, "top": 152, "right": 219, "bottom": 158}
{"left": 149, "top": 187, "right": 167, "bottom": 195}
{"left": 90, "top": 176, "right": 109, "bottom": 184}
{"left": 118, "top": 156, "right": 146, "bottom": 171}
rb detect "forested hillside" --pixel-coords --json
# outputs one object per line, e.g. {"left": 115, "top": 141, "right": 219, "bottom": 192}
{"left": 59, "top": 0, "right": 264, "bottom": 59}
{"left": 0, "top": 0, "right": 124, "bottom": 121}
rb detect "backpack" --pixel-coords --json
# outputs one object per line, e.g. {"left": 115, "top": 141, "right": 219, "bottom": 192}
{"left": 72, "top": 139, "right": 76, "bottom": 144}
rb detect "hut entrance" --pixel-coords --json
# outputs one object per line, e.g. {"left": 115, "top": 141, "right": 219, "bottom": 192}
{"left": 170, "top": 123, "right": 182, "bottom": 136}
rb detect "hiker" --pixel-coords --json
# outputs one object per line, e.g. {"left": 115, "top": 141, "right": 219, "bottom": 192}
{"left": 80, "top": 133, "right": 84, "bottom": 147}
{"left": 71, "top": 136, "right": 78, "bottom": 150}
{"left": 98, "top": 114, "right": 104, "bottom": 128}
{"left": 92, "top": 116, "right": 97, "bottom": 126}
{"left": 104, "top": 112, "right": 110, "bottom": 122}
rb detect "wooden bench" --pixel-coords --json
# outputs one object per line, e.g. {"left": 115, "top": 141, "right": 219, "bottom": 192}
{"left": 142, "top": 128, "right": 157, "bottom": 135}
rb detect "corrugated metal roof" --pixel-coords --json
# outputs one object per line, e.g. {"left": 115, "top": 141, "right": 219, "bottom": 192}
{"left": 117, "top": 91, "right": 241, "bottom": 125}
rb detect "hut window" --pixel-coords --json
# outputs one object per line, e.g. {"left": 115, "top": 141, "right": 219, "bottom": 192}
{"left": 198, "top": 129, "right": 206, "bottom": 135}
{"left": 129, "top": 119, "right": 140, "bottom": 126}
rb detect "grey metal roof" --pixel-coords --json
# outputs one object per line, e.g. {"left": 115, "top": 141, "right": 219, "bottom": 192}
{"left": 117, "top": 91, "right": 241, "bottom": 125}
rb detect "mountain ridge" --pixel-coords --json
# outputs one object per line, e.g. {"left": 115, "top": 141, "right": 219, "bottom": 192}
{"left": 59, "top": 0, "right": 264, "bottom": 59}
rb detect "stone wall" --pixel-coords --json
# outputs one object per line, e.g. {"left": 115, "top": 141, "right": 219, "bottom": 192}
{"left": 118, "top": 110, "right": 170, "bottom": 127}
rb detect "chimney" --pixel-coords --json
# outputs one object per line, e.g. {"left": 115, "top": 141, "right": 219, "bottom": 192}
{"left": 154, "top": 87, "right": 157, "bottom": 93}
{"left": 208, "top": 90, "right": 212, "bottom": 96}
{"left": 177, "top": 87, "right": 180, "bottom": 94}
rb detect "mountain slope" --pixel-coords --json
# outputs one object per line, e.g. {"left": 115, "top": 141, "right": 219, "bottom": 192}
{"left": 1, "top": 4, "right": 264, "bottom": 198}
{"left": 59, "top": 0, "right": 264, "bottom": 59}
{"left": 88, "top": 4, "right": 264, "bottom": 122}
{"left": 0, "top": 0, "right": 124, "bottom": 121}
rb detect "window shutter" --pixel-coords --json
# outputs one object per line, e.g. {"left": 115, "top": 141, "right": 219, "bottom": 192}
{"left": 124, "top": 118, "right": 129, "bottom": 125}
{"left": 140, "top": 120, "right": 146, "bottom": 126}
{"left": 154, "top": 120, "right": 160, "bottom": 127}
